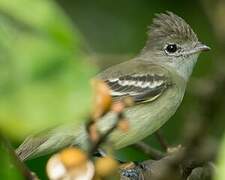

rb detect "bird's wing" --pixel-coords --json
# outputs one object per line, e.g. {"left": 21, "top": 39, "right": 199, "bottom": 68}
{"left": 98, "top": 61, "right": 173, "bottom": 103}
{"left": 105, "top": 74, "right": 171, "bottom": 103}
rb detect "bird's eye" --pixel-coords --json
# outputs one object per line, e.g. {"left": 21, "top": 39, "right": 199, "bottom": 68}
{"left": 165, "top": 44, "right": 178, "bottom": 54}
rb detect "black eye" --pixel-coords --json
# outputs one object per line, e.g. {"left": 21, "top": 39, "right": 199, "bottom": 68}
{"left": 165, "top": 44, "right": 178, "bottom": 53}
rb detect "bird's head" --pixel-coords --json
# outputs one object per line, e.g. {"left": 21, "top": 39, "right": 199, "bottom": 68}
{"left": 142, "top": 11, "right": 210, "bottom": 80}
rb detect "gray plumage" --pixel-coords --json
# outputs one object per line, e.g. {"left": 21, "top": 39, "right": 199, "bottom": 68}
{"left": 16, "top": 12, "right": 210, "bottom": 161}
{"left": 143, "top": 11, "right": 198, "bottom": 52}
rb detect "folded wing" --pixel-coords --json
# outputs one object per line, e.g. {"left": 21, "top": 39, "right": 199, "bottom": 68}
{"left": 105, "top": 73, "right": 172, "bottom": 103}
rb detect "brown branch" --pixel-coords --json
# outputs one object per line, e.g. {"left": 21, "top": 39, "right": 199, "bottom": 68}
{"left": 121, "top": 124, "right": 217, "bottom": 180}
{"left": 120, "top": 148, "right": 215, "bottom": 180}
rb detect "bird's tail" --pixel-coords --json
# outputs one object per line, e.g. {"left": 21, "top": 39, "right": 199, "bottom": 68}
{"left": 16, "top": 123, "right": 87, "bottom": 161}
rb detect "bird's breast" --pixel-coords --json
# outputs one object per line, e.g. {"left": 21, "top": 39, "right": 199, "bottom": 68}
{"left": 95, "top": 80, "right": 186, "bottom": 149}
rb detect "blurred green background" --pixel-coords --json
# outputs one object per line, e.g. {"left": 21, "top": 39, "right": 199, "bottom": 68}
{"left": 0, "top": 0, "right": 224, "bottom": 179}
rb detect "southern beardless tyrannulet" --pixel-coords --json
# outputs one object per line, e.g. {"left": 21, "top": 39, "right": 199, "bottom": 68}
{"left": 16, "top": 11, "right": 210, "bottom": 161}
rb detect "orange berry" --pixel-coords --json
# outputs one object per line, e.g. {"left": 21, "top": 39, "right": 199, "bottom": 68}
{"left": 95, "top": 156, "right": 119, "bottom": 177}
{"left": 60, "top": 148, "right": 87, "bottom": 169}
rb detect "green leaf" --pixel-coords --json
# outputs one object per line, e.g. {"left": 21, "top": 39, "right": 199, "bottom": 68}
{"left": 0, "top": 0, "right": 96, "bottom": 139}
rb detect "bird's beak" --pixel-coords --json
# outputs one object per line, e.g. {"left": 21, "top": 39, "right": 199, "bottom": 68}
{"left": 195, "top": 42, "right": 211, "bottom": 52}
{"left": 184, "top": 43, "right": 210, "bottom": 56}
{"left": 185, "top": 42, "right": 210, "bottom": 56}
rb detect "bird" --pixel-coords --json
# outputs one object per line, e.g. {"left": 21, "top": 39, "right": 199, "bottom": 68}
{"left": 16, "top": 11, "right": 210, "bottom": 161}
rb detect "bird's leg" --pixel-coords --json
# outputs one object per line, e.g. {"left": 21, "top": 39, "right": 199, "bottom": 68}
{"left": 134, "top": 141, "right": 165, "bottom": 160}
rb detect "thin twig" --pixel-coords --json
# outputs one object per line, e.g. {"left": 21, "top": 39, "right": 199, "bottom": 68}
{"left": 155, "top": 130, "right": 169, "bottom": 151}
{"left": 87, "top": 112, "right": 125, "bottom": 157}
{"left": 134, "top": 141, "right": 165, "bottom": 160}
{"left": 89, "top": 119, "right": 119, "bottom": 157}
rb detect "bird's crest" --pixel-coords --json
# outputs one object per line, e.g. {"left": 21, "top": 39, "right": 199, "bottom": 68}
{"left": 148, "top": 11, "right": 198, "bottom": 45}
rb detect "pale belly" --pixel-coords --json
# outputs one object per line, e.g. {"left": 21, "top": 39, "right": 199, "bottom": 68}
{"left": 94, "top": 84, "right": 185, "bottom": 149}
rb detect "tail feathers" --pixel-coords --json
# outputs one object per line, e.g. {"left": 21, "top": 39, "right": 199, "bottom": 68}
{"left": 16, "top": 134, "right": 50, "bottom": 161}
{"left": 15, "top": 124, "right": 84, "bottom": 161}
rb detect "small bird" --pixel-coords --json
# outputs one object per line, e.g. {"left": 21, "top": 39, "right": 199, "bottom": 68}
{"left": 16, "top": 12, "right": 210, "bottom": 161}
